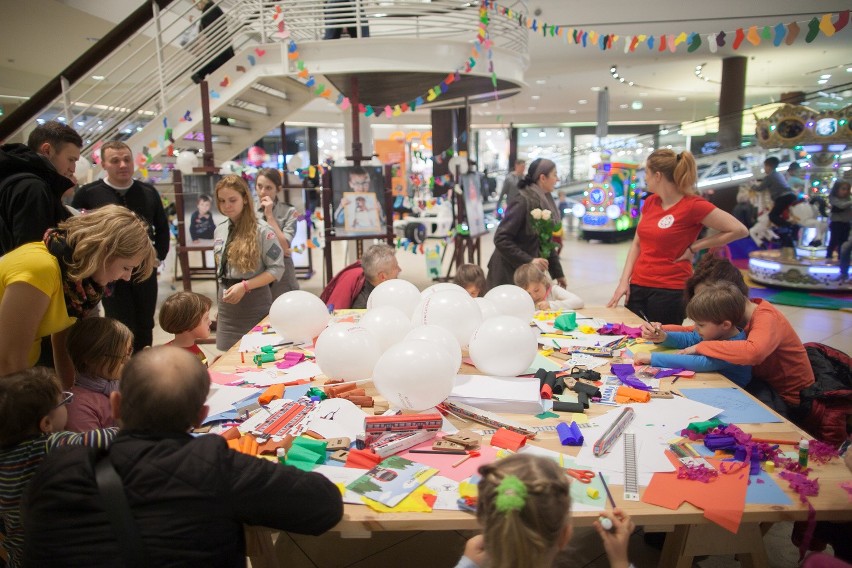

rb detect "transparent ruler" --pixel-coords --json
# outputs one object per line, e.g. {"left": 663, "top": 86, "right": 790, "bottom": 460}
{"left": 623, "top": 432, "right": 639, "bottom": 501}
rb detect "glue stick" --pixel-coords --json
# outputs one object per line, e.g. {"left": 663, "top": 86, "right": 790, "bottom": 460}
{"left": 798, "top": 439, "right": 809, "bottom": 467}
{"left": 276, "top": 447, "right": 287, "bottom": 465}
{"left": 598, "top": 516, "right": 613, "bottom": 531}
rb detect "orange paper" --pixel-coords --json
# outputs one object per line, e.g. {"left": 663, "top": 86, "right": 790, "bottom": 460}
{"left": 259, "top": 383, "right": 285, "bottom": 405}
{"left": 641, "top": 452, "right": 748, "bottom": 533}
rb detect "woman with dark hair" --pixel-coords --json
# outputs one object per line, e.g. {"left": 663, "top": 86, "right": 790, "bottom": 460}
{"left": 608, "top": 149, "right": 747, "bottom": 324}
{"left": 485, "top": 158, "right": 566, "bottom": 290}
{"left": 255, "top": 168, "right": 300, "bottom": 298}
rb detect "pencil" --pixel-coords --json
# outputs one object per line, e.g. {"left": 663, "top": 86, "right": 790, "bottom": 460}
{"left": 671, "top": 376, "right": 680, "bottom": 384}
{"left": 638, "top": 310, "right": 660, "bottom": 336}
{"left": 598, "top": 472, "right": 616, "bottom": 508}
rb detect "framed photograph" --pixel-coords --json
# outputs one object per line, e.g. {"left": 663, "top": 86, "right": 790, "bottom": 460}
{"left": 330, "top": 165, "right": 385, "bottom": 234}
{"left": 461, "top": 172, "right": 487, "bottom": 237}
{"left": 181, "top": 174, "right": 226, "bottom": 244}
{"left": 342, "top": 191, "right": 382, "bottom": 233}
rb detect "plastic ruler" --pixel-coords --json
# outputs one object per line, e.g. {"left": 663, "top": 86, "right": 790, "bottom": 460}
{"left": 474, "top": 424, "right": 558, "bottom": 436}
{"left": 623, "top": 432, "right": 639, "bottom": 501}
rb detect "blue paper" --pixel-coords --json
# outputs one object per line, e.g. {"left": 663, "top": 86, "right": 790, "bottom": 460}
{"left": 682, "top": 388, "right": 782, "bottom": 424}
{"left": 745, "top": 470, "right": 792, "bottom": 505}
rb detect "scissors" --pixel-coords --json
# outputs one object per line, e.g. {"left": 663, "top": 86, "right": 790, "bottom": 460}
{"left": 565, "top": 468, "right": 595, "bottom": 484}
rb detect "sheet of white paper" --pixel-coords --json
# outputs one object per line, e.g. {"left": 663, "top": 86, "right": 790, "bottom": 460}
{"left": 562, "top": 353, "right": 612, "bottom": 369}
{"left": 314, "top": 465, "right": 367, "bottom": 505}
{"left": 238, "top": 398, "right": 289, "bottom": 433}
{"left": 238, "top": 332, "right": 285, "bottom": 352}
{"left": 206, "top": 385, "right": 263, "bottom": 417}
{"left": 303, "top": 398, "right": 368, "bottom": 439}
{"left": 425, "top": 476, "right": 462, "bottom": 511}
{"left": 282, "top": 361, "right": 323, "bottom": 381}
{"left": 451, "top": 375, "right": 540, "bottom": 402}
{"left": 541, "top": 334, "right": 624, "bottom": 350}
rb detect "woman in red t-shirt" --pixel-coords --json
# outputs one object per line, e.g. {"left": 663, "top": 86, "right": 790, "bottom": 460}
{"left": 607, "top": 149, "right": 747, "bottom": 324}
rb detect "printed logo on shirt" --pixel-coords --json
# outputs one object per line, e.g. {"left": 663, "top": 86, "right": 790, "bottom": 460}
{"left": 657, "top": 214, "right": 675, "bottom": 229}
{"left": 266, "top": 243, "right": 282, "bottom": 260}
{"left": 266, "top": 231, "right": 275, "bottom": 240}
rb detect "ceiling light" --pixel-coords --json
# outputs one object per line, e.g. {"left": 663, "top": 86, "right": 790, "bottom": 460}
{"left": 578, "top": 99, "right": 588, "bottom": 105}
{"left": 660, "top": 129, "right": 669, "bottom": 135}
{"left": 57, "top": 116, "right": 66, "bottom": 122}
{"left": 568, "top": 109, "right": 577, "bottom": 114}
{"left": 536, "top": 79, "right": 546, "bottom": 84}
{"left": 678, "top": 96, "right": 687, "bottom": 102}
{"left": 91, "top": 75, "right": 105, "bottom": 81}
{"left": 628, "top": 81, "right": 634, "bottom": 86}
{"left": 619, "top": 104, "right": 628, "bottom": 109}
{"left": 817, "top": 79, "right": 828, "bottom": 85}
{"left": 639, "top": 92, "right": 648, "bottom": 97}
{"left": 655, "top": 107, "right": 663, "bottom": 112}
{"left": 531, "top": 95, "right": 541, "bottom": 100}
{"left": 539, "top": 129, "right": 546, "bottom": 137}
{"left": 591, "top": 86, "right": 601, "bottom": 92}
{"left": 631, "top": 101, "right": 643, "bottom": 110}
{"left": 820, "top": 74, "right": 831, "bottom": 79}
{"left": 76, "top": 121, "right": 85, "bottom": 126}
{"left": 847, "top": 67, "right": 852, "bottom": 72}
{"left": 522, "top": 129, "right": 528, "bottom": 137}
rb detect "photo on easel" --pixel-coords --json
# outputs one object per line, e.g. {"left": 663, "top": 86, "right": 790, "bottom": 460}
{"left": 461, "top": 172, "right": 487, "bottom": 237}
{"left": 330, "top": 165, "right": 385, "bottom": 234}
{"left": 181, "top": 174, "right": 226, "bottom": 244}
{"left": 342, "top": 192, "right": 382, "bottom": 233}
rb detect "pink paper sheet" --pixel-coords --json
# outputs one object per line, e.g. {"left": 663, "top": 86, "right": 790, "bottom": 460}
{"left": 400, "top": 435, "right": 499, "bottom": 482}
{"left": 209, "top": 371, "right": 242, "bottom": 386}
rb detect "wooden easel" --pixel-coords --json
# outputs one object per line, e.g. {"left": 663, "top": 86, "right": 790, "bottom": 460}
{"left": 444, "top": 166, "right": 481, "bottom": 279}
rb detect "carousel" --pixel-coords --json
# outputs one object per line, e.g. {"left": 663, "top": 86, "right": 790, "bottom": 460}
{"left": 748, "top": 103, "right": 851, "bottom": 290}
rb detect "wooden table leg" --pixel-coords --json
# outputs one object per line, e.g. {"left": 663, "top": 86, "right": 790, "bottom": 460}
{"left": 245, "top": 526, "right": 280, "bottom": 568}
{"left": 659, "top": 523, "right": 768, "bottom": 568}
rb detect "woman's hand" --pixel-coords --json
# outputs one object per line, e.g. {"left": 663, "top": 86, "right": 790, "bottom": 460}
{"left": 607, "top": 282, "right": 630, "bottom": 308}
{"left": 222, "top": 282, "right": 246, "bottom": 304}
{"left": 594, "top": 508, "right": 635, "bottom": 568}
{"left": 532, "top": 257, "right": 549, "bottom": 272}
{"left": 674, "top": 246, "right": 695, "bottom": 263}
{"left": 260, "top": 196, "right": 275, "bottom": 220}
{"left": 555, "top": 276, "right": 568, "bottom": 288}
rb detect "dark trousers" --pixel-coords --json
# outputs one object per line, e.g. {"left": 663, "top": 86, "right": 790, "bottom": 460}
{"left": 827, "top": 221, "right": 850, "bottom": 258}
{"left": 102, "top": 275, "right": 158, "bottom": 353}
{"left": 769, "top": 193, "right": 800, "bottom": 248}
{"left": 626, "top": 284, "right": 686, "bottom": 326}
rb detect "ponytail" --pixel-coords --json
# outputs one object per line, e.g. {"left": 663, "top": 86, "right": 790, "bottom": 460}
{"left": 518, "top": 158, "right": 556, "bottom": 190}
{"left": 647, "top": 149, "right": 697, "bottom": 195}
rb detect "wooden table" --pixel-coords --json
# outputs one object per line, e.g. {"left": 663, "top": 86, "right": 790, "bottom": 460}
{"left": 212, "top": 306, "right": 852, "bottom": 568}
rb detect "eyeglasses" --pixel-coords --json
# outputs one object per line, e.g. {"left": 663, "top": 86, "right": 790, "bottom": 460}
{"left": 55, "top": 391, "right": 74, "bottom": 408}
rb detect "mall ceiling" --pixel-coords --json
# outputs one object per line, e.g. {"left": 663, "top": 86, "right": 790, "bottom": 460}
{"left": 0, "top": 0, "right": 850, "bottom": 132}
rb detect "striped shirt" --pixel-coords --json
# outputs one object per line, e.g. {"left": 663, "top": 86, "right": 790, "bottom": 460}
{"left": 0, "top": 429, "right": 117, "bottom": 567}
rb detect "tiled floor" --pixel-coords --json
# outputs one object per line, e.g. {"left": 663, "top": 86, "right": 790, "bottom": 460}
{"left": 152, "top": 228, "right": 850, "bottom": 568}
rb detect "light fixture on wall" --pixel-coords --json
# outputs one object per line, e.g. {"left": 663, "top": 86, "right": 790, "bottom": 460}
{"left": 557, "top": 129, "right": 565, "bottom": 137}
{"left": 521, "top": 129, "right": 528, "bottom": 137}
{"left": 694, "top": 63, "right": 711, "bottom": 82}
{"left": 609, "top": 65, "right": 635, "bottom": 87}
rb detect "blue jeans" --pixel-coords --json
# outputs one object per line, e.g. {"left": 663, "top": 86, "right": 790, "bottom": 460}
{"left": 839, "top": 237, "right": 852, "bottom": 280}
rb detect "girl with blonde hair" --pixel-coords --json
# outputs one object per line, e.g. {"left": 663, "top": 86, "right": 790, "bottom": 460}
{"left": 0, "top": 204, "right": 156, "bottom": 387}
{"left": 608, "top": 149, "right": 747, "bottom": 324}
{"left": 213, "top": 175, "right": 285, "bottom": 350}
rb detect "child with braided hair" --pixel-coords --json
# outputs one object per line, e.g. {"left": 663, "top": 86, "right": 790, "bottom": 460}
{"left": 455, "top": 454, "right": 635, "bottom": 568}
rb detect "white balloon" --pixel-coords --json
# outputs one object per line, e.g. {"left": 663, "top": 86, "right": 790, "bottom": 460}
{"left": 367, "top": 279, "right": 421, "bottom": 318}
{"left": 421, "top": 282, "right": 467, "bottom": 300}
{"left": 411, "top": 290, "right": 482, "bottom": 348}
{"left": 175, "top": 151, "right": 198, "bottom": 175}
{"left": 469, "top": 316, "right": 538, "bottom": 376}
{"left": 219, "top": 160, "right": 240, "bottom": 175}
{"left": 372, "top": 339, "right": 455, "bottom": 411}
{"left": 405, "top": 325, "right": 462, "bottom": 372}
{"left": 359, "top": 305, "right": 413, "bottom": 352}
{"left": 268, "top": 290, "right": 330, "bottom": 342}
{"left": 315, "top": 324, "right": 381, "bottom": 381}
{"left": 484, "top": 285, "right": 535, "bottom": 322}
{"left": 475, "top": 297, "right": 500, "bottom": 320}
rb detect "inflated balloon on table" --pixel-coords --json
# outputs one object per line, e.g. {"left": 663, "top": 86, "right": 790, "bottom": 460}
{"left": 358, "top": 305, "right": 413, "bottom": 352}
{"left": 314, "top": 324, "right": 381, "bottom": 381}
{"left": 475, "top": 297, "right": 500, "bottom": 321}
{"left": 420, "top": 282, "right": 467, "bottom": 300}
{"left": 404, "top": 324, "right": 462, "bottom": 372}
{"left": 411, "top": 289, "right": 482, "bottom": 348}
{"left": 484, "top": 285, "right": 535, "bottom": 322}
{"left": 469, "top": 315, "right": 538, "bottom": 376}
{"left": 366, "top": 279, "right": 421, "bottom": 318}
{"left": 372, "top": 339, "right": 455, "bottom": 411}
{"left": 268, "top": 290, "right": 330, "bottom": 341}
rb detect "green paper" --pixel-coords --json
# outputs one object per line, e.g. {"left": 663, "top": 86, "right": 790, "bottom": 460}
{"left": 525, "top": 353, "right": 561, "bottom": 374}
{"left": 686, "top": 417, "right": 726, "bottom": 434}
{"left": 535, "top": 411, "right": 559, "bottom": 420}
{"left": 286, "top": 459, "right": 318, "bottom": 472}
{"left": 286, "top": 444, "right": 324, "bottom": 465}
{"left": 292, "top": 437, "right": 328, "bottom": 456}
{"left": 554, "top": 312, "right": 577, "bottom": 332}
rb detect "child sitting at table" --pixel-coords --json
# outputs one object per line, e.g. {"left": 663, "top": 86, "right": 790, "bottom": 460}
{"left": 65, "top": 317, "right": 133, "bottom": 431}
{"left": 454, "top": 263, "right": 486, "bottom": 298}
{"left": 633, "top": 281, "right": 751, "bottom": 387}
{"left": 159, "top": 291, "right": 213, "bottom": 367}
{"left": 455, "top": 454, "right": 634, "bottom": 568}
{"left": 514, "top": 262, "right": 584, "bottom": 310}
{"left": 0, "top": 368, "right": 116, "bottom": 567}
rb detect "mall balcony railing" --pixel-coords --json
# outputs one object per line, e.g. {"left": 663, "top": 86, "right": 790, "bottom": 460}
{"left": 1, "top": 0, "right": 528, "bottom": 158}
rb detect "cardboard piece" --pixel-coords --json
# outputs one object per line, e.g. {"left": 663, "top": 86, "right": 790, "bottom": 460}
{"left": 641, "top": 452, "right": 749, "bottom": 533}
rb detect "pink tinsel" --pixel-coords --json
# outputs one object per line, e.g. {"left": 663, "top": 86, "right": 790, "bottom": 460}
{"left": 807, "top": 440, "right": 839, "bottom": 465}
{"left": 778, "top": 470, "right": 819, "bottom": 503}
{"left": 677, "top": 463, "right": 718, "bottom": 483}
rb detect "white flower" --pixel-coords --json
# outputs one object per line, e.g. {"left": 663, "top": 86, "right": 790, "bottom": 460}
{"left": 541, "top": 209, "right": 552, "bottom": 220}
{"left": 531, "top": 208, "right": 543, "bottom": 220}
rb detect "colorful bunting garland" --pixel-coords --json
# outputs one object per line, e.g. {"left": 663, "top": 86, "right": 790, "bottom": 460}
{"left": 483, "top": 1, "right": 849, "bottom": 53}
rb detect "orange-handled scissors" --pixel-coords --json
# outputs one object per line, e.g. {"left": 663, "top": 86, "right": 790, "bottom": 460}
{"left": 565, "top": 468, "right": 595, "bottom": 483}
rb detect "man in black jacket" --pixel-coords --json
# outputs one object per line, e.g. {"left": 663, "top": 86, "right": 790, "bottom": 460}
{"left": 23, "top": 346, "right": 344, "bottom": 567}
{"left": 0, "top": 121, "right": 80, "bottom": 255}
{"left": 72, "top": 140, "right": 170, "bottom": 352}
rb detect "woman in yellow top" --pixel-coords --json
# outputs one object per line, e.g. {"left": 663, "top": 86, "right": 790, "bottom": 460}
{"left": 0, "top": 205, "right": 157, "bottom": 388}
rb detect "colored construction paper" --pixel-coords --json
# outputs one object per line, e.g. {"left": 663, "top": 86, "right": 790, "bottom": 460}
{"left": 361, "top": 484, "right": 437, "bottom": 513}
{"left": 642, "top": 452, "right": 748, "bottom": 533}
{"left": 536, "top": 411, "right": 559, "bottom": 420}
{"left": 518, "top": 446, "right": 605, "bottom": 512}
{"left": 400, "top": 436, "right": 499, "bottom": 482}
{"left": 746, "top": 470, "right": 792, "bottom": 506}
{"left": 682, "top": 388, "right": 782, "bottom": 424}
{"left": 524, "top": 353, "right": 561, "bottom": 374}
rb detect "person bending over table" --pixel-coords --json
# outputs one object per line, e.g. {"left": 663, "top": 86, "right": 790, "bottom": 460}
{"left": 608, "top": 149, "right": 747, "bottom": 324}
{"left": 0, "top": 205, "right": 156, "bottom": 388}
{"left": 22, "top": 346, "right": 343, "bottom": 566}
{"left": 486, "top": 158, "right": 567, "bottom": 291}
{"left": 213, "top": 175, "right": 285, "bottom": 351}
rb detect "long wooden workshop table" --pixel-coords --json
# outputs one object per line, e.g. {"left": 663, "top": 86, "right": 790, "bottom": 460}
{"left": 211, "top": 306, "right": 852, "bottom": 568}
